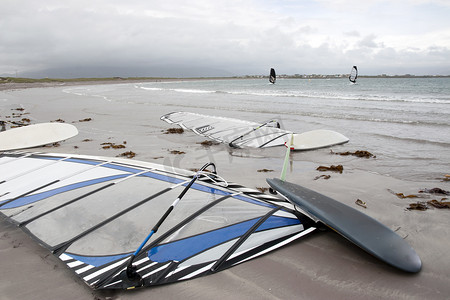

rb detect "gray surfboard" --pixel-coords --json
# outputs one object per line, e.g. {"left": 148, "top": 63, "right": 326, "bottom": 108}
{"left": 267, "top": 178, "right": 422, "bottom": 273}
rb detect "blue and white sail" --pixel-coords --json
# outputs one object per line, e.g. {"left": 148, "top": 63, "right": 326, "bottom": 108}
{"left": 0, "top": 152, "right": 315, "bottom": 289}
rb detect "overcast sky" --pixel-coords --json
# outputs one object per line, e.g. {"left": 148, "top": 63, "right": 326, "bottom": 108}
{"left": 1, "top": 0, "right": 450, "bottom": 78}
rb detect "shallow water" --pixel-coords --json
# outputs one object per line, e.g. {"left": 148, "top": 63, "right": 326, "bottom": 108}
{"left": 57, "top": 77, "right": 450, "bottom": 182}
{"left": 1, "top": 78, "right": 449, "bottom": 182}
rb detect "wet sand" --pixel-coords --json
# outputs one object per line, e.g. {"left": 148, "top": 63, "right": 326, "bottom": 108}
{"left": 0, "top": 82, "right": 449, "bottom": 300}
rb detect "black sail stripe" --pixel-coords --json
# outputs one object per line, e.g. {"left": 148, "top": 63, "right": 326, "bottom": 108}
{"left": 19, "top": 182, "right": 116, "bottom": 226}
{"left": 165, "top": 233, "right": 304, "bottom": 283}
{"left": 136, "top": 193, "right": 235, "bottom": 259}
{"left": 0, "top": 180, "right": 60, "bottom": 208}
{"left": 1, "top": 160, "right": 115, "bottom": 207}
{"left": 196, "top": 177, "right": 282, "bottom": 202}
{"left": 258, "top": 132, "right": 290, "bottom": 148}
{"left": 52, "top": 187, "right": 173, "bottom": 255}
{"left": 91, "top": 193, "right": 236, "bottom": 288}
{"left": 19, "top": 170, "right": 151, "bottom": 226}
{"left": 150, "top": 261, "right": 179, "bottom": 285}
{"left": 0, "top": 156, "right": 72, "bottom": 207}
{"left": 160, "top": 261, "right": 212, "bottom": 284}
{"left": 216, "top": 231, "right": 306, "bottom": 271}
{"left": 210, "top": 206, "right": 281, "bottom": 272}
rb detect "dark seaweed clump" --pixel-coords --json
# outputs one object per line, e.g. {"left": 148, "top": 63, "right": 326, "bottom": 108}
{"left": 169, "top": 150, "right": 185, "bottom": 155}
{"left": 316, "top": 165, "right": 343, "bottom": 173}
{"left": 331, "top": 150, "right": 375, "bottom": 158}
{"left": 164, "top": 128, "right": 184, "bottom": 134}
{"left": 389, "top": 188, "right": 449, "bottom": 210}
{"left": 198, "top": 140, "right": 220, "bottom": 147}
{"left": 101, "top": 142, "right": 126, "bottom": 149}
{"left": 117, "top": 151, "right": 136, "bottom": 158}
{"left": 257, "top": 169, "right": 274, "bottom": 173}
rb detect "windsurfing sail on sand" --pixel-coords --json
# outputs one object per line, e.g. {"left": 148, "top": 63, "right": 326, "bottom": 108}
{"left": 0, "top": 152, "right": 315, "bottom": 289}
{"left": 161, "top": 112, "right": 349, "bottom": 150}
{"left": 349, "top": 66, "right": 358, "bottom": 83}
{"left": 269, "top": 68, "right": 276, "bottom": 84}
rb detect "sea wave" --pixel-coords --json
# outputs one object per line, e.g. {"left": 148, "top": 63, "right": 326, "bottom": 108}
{"left": 138, "top": 85, "right": 450, "bottom": 104}
{"left": 62, "top": 88, "right": 113, "bottom": 102}
{"left": 222, "top": 104, "right": 450, "bottom": 127}
{"left": 371, "top": 133, "right": 450, "bottom": 147}
{"left": 138, "top": 86, "right": 164, "bottom": 91}
{"left": 173, "top": 88, "right": 215, "bottom": 94}
{"left": 139, "top": 86, "right": 215, "bottom": 94}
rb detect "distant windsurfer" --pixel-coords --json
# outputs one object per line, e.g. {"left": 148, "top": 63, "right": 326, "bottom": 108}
{"left": 349, "top": 66, "right": 358, "bottom": 83}
{"left": 269, "top": 68, "right": 276, "bottom": 84}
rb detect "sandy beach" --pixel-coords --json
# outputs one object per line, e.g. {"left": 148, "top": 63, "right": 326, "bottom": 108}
{"left": 1, "top": 81, "right": 449, "bottom": 300}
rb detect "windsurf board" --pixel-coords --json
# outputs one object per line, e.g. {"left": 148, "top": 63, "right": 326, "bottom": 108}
{"left": 291, "top": 129, "right": 349, "bottom": 151}
{"left": 0, "top": 123, "right": 78, "bottom": 151}
{"left": 266, "top": 178, "right": 422, "bottom": 273}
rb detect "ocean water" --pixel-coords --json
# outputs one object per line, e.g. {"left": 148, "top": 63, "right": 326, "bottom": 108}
{"left": 62, "top": 77, "right": 450, "bottom": 182}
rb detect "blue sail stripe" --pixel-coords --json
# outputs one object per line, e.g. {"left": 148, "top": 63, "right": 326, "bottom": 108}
{"left": 65, "top": 252, "right": 131, "bottom": 267}
{"left": 0, "top": 171, "right": 256, "bottom": 210}
{"left": 0, "top": 175, "right": 127, "bottom": 209}
{"left": 36, "top": 155, "right": 152, "bottom": 174}
{"left": 147, "top": 215, "right": 300, "bottom": 263}
{"left": 60, "top": 216, "right": 300, "bottom": 267}
{"left": 23, "top": 155, "right": 275, "bottom": 208}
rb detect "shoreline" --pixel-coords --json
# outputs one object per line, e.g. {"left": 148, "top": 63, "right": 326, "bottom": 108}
{"left": 0, "top": 77, "right": 238, "bottom": 92}
{"left": 2, "top": 74, "right": 450, "bottom": 92}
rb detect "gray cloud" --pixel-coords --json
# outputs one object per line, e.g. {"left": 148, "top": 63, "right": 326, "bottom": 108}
{"left": 1, "top": 0, "right": 449, "bottom": 78}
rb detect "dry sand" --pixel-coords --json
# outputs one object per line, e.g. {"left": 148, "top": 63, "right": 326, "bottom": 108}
{"left": 0, "top": 81, "right": 449, "bottom": 300}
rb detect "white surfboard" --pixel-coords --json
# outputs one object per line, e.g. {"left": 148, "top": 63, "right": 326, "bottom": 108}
{"left": 291, "top": 130, "right": 349, "bottom": 151}
{"left": 0, "top": 123, "right": 78, "bottom": 151}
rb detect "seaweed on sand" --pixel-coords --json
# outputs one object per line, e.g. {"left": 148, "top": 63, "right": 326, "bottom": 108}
{"left": 316, "top": 165, "right": 343, "bottom": 173}
{"left": 164, "top": 128, "right": 184, "bottom": 134}
{"left": 198, "top": 140, "right": 219, "bottom": 147}
{"left": 101, "top": 142, "right": 126, "bottom": 149}
{"left": 257, "top": 169, "right": 274, "bottom": 173}
{"left": 117, "top": 151, "right": 136, "bottom": 158}
{"left": 169, "top": 150, "right": 185, "bottom": 155}
{"left": 331, "top": 150, "right": 375, "bottom": 158}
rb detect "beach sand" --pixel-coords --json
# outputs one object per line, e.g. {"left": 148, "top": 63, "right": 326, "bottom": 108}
{"left": 0, "top": 82, "right": 449, "bottom": 300}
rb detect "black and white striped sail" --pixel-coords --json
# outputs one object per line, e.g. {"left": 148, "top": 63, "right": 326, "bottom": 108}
{"left": 0, "top": 152, "right": 315, "bottom": 289}
{"left": 349, "top": 66, "right": 358, "bottom": 83}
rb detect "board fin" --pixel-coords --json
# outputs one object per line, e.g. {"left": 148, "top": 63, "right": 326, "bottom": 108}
{"left": 280, "top": 134, "right": 294, "bottom": 181}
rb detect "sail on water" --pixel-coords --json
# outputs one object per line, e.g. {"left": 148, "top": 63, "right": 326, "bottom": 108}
{"left": 349, "top": 66, "right": 358, "bottom": 83}
{"left": 0, "top": 152, "right": 316, "bottom": 289}
{"left": 269, "top": 68, "right": 276, "bottom": 84}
